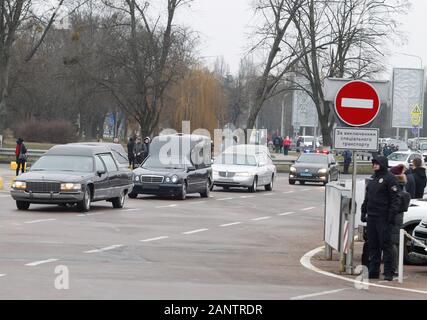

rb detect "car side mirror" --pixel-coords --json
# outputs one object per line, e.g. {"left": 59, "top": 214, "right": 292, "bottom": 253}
{"left": 97, "top": 170, "right": 106, "bottom": 177}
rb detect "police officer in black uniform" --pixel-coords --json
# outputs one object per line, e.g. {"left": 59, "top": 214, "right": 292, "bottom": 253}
{"left": 361, "top": 156, "right": 400, "bottom": 281}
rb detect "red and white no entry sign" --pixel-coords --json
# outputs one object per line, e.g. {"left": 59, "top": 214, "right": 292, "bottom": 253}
{"left": 334, "top": 80, "right": 381, "bottom": 127}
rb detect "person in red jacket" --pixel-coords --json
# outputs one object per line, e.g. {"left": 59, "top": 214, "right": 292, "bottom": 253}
{"left": 15, "top": 138, "right": 27, "bottom": 176}
{"left": 283, "top": 136, "right": 291, "bottom": 156}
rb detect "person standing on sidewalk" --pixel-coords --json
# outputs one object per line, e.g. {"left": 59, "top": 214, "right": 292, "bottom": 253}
{"left": 283, "top": 136, "right": 291, "bottom": 156}
{"left": 15, "top": 138, "right": 27, "bottom": 176}
{"left": 342, "top": 150, "right": 352, "bottom": 174}
{"left": 412, "top": 157, "right": 426, "bottom": 199}
{"left": 361, "top": 156, "right": 400, "bottom": 281}
{"left": 389, "top": 165, "right": 411, "bottom": 276}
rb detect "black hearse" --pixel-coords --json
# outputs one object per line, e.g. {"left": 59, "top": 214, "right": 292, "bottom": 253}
{"left": 129, "top": 134, "right": 212, "bottom": 200}
{"left": 10, "top": 144, "right": 134, "bottom": 212}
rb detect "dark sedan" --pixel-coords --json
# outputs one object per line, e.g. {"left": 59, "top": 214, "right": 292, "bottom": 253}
{"left": 289, "top": 152, "right": 339, "bottom": 186}
{"left": 10, "top": 144, "right": 134, "bottom": 212}
{"left": 129, "top": 134, "right": 212, "bottom": 200}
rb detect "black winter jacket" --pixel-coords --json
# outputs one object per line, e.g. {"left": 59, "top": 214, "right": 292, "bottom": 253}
{"left": 361, "top": 156, "right": 400, "bottom": 222}
{"left": 405, "top": 171, "right": 416, "bottom": 199}
{"left": 413, "top": 167, "right": 427, "bottom": 199}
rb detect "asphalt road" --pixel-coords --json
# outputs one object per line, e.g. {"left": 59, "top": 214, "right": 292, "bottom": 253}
{"left": 0, "top": 172, "right": 426, "bottom": 299}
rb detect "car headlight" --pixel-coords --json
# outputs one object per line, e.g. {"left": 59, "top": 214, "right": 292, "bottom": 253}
{"left": 171, "top": 175, "right": 179, "bottom": 184}
{"left": 290, "top": 166, "right": 296, "bottom": 173}
{"left": 235, "top": 172, "right": 251, "bottom": 177}
{"left": 165, "top": 177, "right": 171, "bottom": 183}
{"left": 60, "top": 183, "right": 82, "bottom": 191}
{"left": 318, "top": 169, "right": 328, "bottom": 174}
{"left": 13, "top": 181, "right": 26, "bottom": 189}
{"left": 135, "top": 175, "right": 140, "bottom": 182}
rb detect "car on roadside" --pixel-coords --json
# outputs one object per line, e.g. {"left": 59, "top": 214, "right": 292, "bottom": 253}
{"left": 418, "top": 142, "right": 427, "bottom": 162}
{"left": 129, "top": 134, "right": 212, "bottom": 200}
{"left": 289, "top": 152, "right": 339, "bottom": 186}
{"left": 212, "top": 144, "right": 276, "bottom": 192}
{"left": 395, "top": 198, "right": 427, "bottom": 264}
{"left": 10, "top": 144, "right": 134, "bottom": 212}
{"left": 387, "top": 150, "right": 424, "bottom": 169}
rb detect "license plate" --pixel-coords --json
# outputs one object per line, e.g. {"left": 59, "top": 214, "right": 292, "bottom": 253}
{"left": 300, "top": 173, "right": 313, "bottom": 177}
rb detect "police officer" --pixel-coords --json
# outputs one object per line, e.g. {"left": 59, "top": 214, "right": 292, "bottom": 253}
{"left": 361, "top": 156, "right": 400, "bottom": 281}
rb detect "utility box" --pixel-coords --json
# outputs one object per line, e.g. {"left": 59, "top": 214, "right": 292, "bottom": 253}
{"left": 324, "top": 181, "right": 351, "bottom": 252}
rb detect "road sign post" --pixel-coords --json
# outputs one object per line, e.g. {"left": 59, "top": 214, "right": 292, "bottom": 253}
{"left": 334, "top": 80, "right": 381, "bottom": 275}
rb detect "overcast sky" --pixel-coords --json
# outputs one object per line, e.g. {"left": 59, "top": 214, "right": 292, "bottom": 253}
{"left": 177, "top": 0, "right": 427, "bottom": 76}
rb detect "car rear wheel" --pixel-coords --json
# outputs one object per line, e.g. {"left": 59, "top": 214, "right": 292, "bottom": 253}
{"left": 112, "top": 191, "right": 125, "bottom": 209}
{"left": 16, "top": 201, "right": 30, "bottom": 211}
{"left": 128, "top": 191, "right": 138, "bottom": 199}
{"left": 77, "top": 187, "right": 91, "bottom": 212}
{"left": 200, "top": 180, "right": 210, "bottom": 198}
{"left": 265, "top": 175, "right": 274, "bottom": 191}
{"left": 289, "top": 180, "right": 296, "bottom": 185}
{"left": 248, "top": 177, "right": 258, "bottom": 193}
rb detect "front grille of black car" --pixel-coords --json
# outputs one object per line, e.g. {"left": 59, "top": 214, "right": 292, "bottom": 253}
{"left": 414, "top": 231, "right": 427, "bottom": 240}
{"left": 141, "top": 175, "right": 164, "bottom": 184}
{"left": 297, "top": 168, "right": 320, "bottom": 174}
{"left": 219, "top": 172, "right": 236, "bottom": 178}
{"left": 26, "top": 182, "right": 61, "bottom": 193}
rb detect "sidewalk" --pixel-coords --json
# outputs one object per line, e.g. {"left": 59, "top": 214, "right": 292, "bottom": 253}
{"left": 311, "top": 241, "right": 427, "bottom": 293}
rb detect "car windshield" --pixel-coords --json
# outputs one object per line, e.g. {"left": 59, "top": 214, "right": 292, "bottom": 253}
{"left": 141, "top": 156, "right": 188, "bottom": 169}
{"left": 214, "top": 153, "right": 257, "bottom": 166}
{"left": 388, "top": 153, "right": 408, "bottom": 161}
{"left": 296, "top": 154, "right": 328, "bottom": 164}
{"left": 31, "top": 156, "right": 94, "bottom": 173}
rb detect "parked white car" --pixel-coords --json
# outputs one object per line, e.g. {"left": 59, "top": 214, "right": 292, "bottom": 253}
{"left": 387, "top": 150, "right": 424, "bottom": 169}
{"left": 403, "top": 198, "right": 427, "bottom": 264}
{"left": 212, "top": 145, "right": 276, "bottom": 192}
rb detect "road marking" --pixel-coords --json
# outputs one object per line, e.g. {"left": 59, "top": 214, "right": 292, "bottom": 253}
{"left": 300, "top": 189, "right": 311, "bottom": 192}
{"left": 300, "top": 246, "right": 427, "bottom": 296}
{"left": 140, "top": 236, "right": 169, "bottom": 242}
{"left": 217, "top": 197, "right": 234, "bottom": 201}
{"left": 188, "top": 201, "right": 206, "bottom": 205}
{"left": 282, "top": 191, "right": 294, "bottom": 194}
{"left": 251, "top": 216, "right": 271, "bottom": 221}
{"left": 25, "top": 258, "right": 59, "bottom": 267}
{"left": 240, "top": 196, "right": 255, "bottom": 199}
{"left": 342, "top": 98, "right": 374, "bottom": 109}
{"left": 122, "top": 208, "right": 140, "bottom": 212}
{"left": 84, "top": 244, "right": 124, "bottom": 254}
{"left": 301, "top": 207, "right": 315, "bottom": 211}
{"left": 77, "top": 212, "right": 107, "bottom": 217}
{"left": 278, "top": 212, "right": 296, "bottom": 216}
{"left": 155, "top": 204, "right": 177, "bottom": 209}
{"left": 263, "top": 193, "right": 276, "bottom": 196}
{"left": 24, "top": 219, "right": 56, "bottom": 224}
{"left": 0, "top": 274, "right": 6, "bottom": 277}
{"left": 182, "top": 229, "right": 209, "bottom": 235}
{"left": 220, "top": 222, "right": 242, "bottom": 227}
{"left": 290, "top": 288, "right": 349, "bottom": 300}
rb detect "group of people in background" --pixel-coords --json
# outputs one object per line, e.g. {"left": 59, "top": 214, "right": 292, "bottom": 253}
{"left": 127, "top": 136, "right": 151, "bottom": 169}
{"left": 270, "top": 134, "right": 294, "bottom": 156}
{"left": 381, "top": 144, "right": 400, "bottom": 157}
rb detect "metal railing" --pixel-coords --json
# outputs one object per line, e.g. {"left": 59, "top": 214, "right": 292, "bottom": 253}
{"left": 0, "top": 148, "right": 47, "bottom": 157}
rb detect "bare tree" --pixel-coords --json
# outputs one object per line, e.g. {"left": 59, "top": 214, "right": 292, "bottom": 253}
{"left": 0, "top": 0, "right": 70, "bottom": 132}
{"left": 291, "top": 0, "right": 409, "bottom": 146}
{"left": 98, "top": 0, "right": 195, "bottom": 138}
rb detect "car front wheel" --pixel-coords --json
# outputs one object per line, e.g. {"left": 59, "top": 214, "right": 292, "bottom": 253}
{"left": 178, "top": 183, "right": 187, "bottom": 200}
{"left": 128, "top": 191, "right": 138, "bottom": 199}
{"left": 16, "top": 201, "right": 30, "bottom": 211}
{"left": 77, "top": 187, "right": 91, "bottom": 212}
{"left": 248, "top": 177, "right": 258, "bottom": 193}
